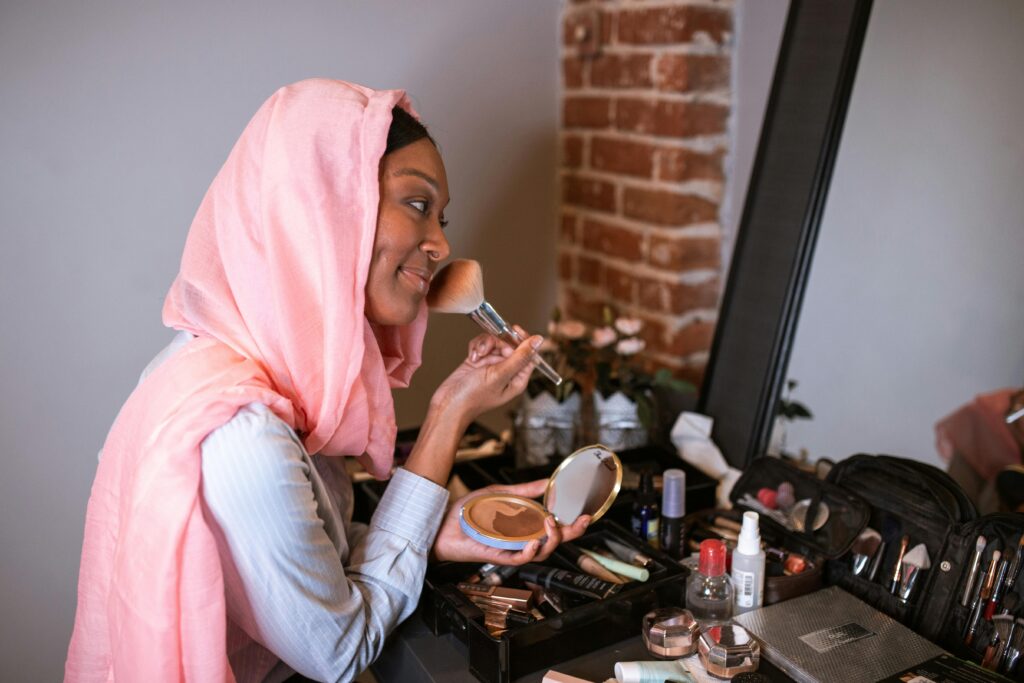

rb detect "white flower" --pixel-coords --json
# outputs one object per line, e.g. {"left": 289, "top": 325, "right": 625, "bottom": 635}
{"left": 591, "top": 326, "right": 617, "bottom": 348}
{"left": 557, "top": 320, "right": 587, "bottom": 339}
{"left": 616, "top": 338, "right": 646, "bottom": 356}
{"left": 614, "top": 317, "right": 643, "bottom": 336}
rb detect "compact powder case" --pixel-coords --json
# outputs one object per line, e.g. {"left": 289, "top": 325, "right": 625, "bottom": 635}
{"left": 697, "top": 623, "right": 760, "bottom": 679}
{"left": 459, "top": 445, "right": 622, "bottom": 550}
{"left": 642, "top": 607, "right": 700, "bottom": 658}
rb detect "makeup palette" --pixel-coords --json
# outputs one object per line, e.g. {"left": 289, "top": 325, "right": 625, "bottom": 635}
{"left": 459, "top": 445, "right": 623, "bottom": 550}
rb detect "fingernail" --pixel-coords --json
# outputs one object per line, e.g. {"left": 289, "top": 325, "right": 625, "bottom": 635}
{"left": 470, "top": 350, "right": 478, "bottom": 362}
{"left": 531, "top": 336, "right": 543, "bottom": 349}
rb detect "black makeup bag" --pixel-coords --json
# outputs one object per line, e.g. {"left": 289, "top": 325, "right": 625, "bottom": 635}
{"left": 727, "top": 455, "right": 872, "bottom": 604}
{"left": 820, "top": 454, "right": 1024, "bottom": 679}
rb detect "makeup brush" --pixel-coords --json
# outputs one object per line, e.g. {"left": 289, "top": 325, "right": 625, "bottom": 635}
{"left": 966, "top": 550, "right": 1002, "bottom": 646}
{"left": 889, "top": 534, "right": 911, "bottom": 594}
{"left": 850, "top": 528, "right": 882, "bottom": 578}
{"left": 897, "top": 543, "right": 931, "bottom": 602}
{"left": 427, "top": 259, "right": 562, "bottom": 385}
{"left": 984, "top": 559, "right": 1010, "bottom": 620}
{"left": 1004, "top": 534, "right": 1024, "bottom": 592}
{"left": 962, "top": 535, "right": 988, "bottom": 606}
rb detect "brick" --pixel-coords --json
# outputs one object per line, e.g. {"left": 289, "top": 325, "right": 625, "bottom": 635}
{"left": 617, "top": 6, "right": 731, "bottom": 45}
{"left": 563, "top": 288, "right": 608, "bottom": 326}
{"left": 623, "top": 188, "right": 718, "bottom": 226}
{"left": 639, "top": 277, "right": 720, "bottom": 315}
{"left": 563, "top": 57, "right": 585, "bottom": 89}
{"left": 656, "top": 147, "right": 724, "bottom": 182}
{"left": 590, "top": 54, "right": 653, "bottom": 89}
{"left": 561, "top": 212, "right": 579, "bottom": 244}
{"left": 604, "top": 265, "right": 637, "bottom": 305}
{"left": 638, "top": 316, "right": 668, "bottom": 351}
{"left": 591, "top": 136, "right": 654, "bottom": 178}
{"left": 656, "top": 54, "right": 730, "bottom": 93}
{"left": 581, "top": 218, "right": 644, "bottom": 261}
{"left": 563, "top": 135, "right": 584, "bottom": 169}
{"left": 648, "top": 235, "right": 721, "bottom": 270}
{"left": 669, "top": 320, "right": 717, "bottom": 356}
{"left": 563, "top": 9, "right": 612, "bottom": 47}
{"left": 565, "top": 96, "right": 613, "bottom": 129}
{"left": 559, "top": 252, "right": 574, "bottom": 281}
{"left": 577, "top": 254, "right": 603, "bottom": 286}
{"left": 564, "top": 175, "right": 616, "bottom": 212}
{"left": 616, "top": 99, "right": 728, "bottom": 137}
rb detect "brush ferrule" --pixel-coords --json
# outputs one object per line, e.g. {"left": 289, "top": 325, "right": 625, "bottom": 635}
{"left": 466, "top": 302, "right": 563, "bottom": 386}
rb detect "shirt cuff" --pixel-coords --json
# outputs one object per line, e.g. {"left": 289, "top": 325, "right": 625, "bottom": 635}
{"left": 370, "top": 467, "right": 449, "bottom": 553}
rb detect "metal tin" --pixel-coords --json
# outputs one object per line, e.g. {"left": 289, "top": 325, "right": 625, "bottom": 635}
{"left": 642, "top": 607, "right": 699, "bottom": 658}
{"left": 698, "top": 623, "right": 760, "bottom": 679}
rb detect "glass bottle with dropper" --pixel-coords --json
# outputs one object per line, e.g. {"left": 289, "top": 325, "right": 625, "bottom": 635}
{"left": 686, "top": 539, "right": 733, "bottom": 626}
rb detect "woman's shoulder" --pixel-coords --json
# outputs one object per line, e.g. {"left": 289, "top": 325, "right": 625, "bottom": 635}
{"left": 201, "top": 402, "right": 306, "bottom": 470}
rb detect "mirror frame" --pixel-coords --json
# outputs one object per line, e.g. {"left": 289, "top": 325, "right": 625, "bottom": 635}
{"left": 544, "top": 444, "right": 623, "bottom": 524}
{"left": 696, "top": 0, "right": 875, "bottom": 468}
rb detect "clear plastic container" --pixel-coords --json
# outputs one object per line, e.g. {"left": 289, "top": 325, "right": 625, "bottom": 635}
{"left": 686, "top": 539, "right": 734, "bottom": 626}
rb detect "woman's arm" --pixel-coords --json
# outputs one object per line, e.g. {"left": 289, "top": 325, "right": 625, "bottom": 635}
{"left": 201, "top": 404, "right": 447, "bottom": 683}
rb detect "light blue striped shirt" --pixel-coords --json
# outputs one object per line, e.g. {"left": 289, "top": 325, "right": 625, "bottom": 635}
{"left": 143, "top": 332, "right": 449, "bottom": 683}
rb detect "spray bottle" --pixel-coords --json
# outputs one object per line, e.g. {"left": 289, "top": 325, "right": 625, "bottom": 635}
{"left": 731, "top": 511, "right": 766, "bottom": 614}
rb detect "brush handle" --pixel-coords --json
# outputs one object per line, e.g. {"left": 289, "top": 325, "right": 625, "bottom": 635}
{"left": 469, "top": 303, "right": 563, "bottom": 386}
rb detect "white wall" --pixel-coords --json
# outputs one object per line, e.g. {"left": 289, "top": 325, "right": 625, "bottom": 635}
{"left": 723, "top": 0, "right": 790, "bottom": 270}
{"left": 0, "top": 2, "right": 559, "bottom": 678}
{"left": 786, "top": 0, "right": 1024, "bottom": 466}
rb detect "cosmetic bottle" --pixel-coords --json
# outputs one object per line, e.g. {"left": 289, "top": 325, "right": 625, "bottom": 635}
{"left": 731, "top": 511, "right": 766, "bottom": 614}
{"left": 686, "top": 539, "right": 733, "bottom": 626}
{"left": 631, "top": 471, "right": 660, "bottom": 549}
{"left": 660, "top": 469, "right": 686, "bottom": 559}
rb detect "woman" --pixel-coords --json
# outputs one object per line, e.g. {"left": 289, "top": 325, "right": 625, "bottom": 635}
{"left": 65, "top": 79, "right": 587, "bottom": 683}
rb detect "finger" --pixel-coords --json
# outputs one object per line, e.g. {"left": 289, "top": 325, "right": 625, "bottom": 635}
{"left": 468, "top": 334, "right": 497, "bottom": 363}
{"left": 494, "top": 335, "right": 542, "bottom": 383}
{"left": 533, "top": 516, "right": 562, "bottom": 562}
{"left": 483, "top": 478, "right": 548, "bottom": 499}
{"left": 502, "top": 539, "right": 542, "bottom": 566}
{"left": 560, "top": 515, "right": 591, "bottom": 544}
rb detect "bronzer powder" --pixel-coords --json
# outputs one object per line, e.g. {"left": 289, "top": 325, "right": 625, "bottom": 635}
{"left": 463, "top": 496, "right": 547, "bottom": 539}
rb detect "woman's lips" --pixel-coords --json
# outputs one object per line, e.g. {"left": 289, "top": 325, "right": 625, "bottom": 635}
{"left": 398, "top": 266, "right": 431, "bottom": 293}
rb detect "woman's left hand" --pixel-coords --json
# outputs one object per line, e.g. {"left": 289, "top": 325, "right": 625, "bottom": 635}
{"left": 431, "top": 479, "right": 591, "bottom": 565}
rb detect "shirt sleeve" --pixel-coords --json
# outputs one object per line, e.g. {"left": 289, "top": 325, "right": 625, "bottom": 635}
{"left": 200, "top": 404, "right": 449, "bottom": 683}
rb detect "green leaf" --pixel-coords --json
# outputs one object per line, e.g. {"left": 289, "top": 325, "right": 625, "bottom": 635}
{"left": 637, "top": 393, "right": 654, "bottom": 431}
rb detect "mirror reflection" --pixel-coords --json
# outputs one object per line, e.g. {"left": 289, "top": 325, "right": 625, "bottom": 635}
{"left": 546, "top": 446, "right": 622, "bottom": 524}
{"left": 783, "top": 0, "right": 1024, "bottom": 501}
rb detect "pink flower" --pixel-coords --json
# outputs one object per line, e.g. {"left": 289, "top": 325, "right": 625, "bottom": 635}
{"left": 591, "top": 326, "right": 617, "bottom": 348}
{"left": 557, "top": 320, "right": 587, "bottom": 339}
{"left": 614, "top": 317, "right": 643, "bottom": 336}
{"left": 616, "top": 338, "right": 646, "bottom": 356}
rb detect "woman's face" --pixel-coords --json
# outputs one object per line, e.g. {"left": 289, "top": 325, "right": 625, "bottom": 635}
{"left": 365, "top": 138, "right": 451, "bottom": 326}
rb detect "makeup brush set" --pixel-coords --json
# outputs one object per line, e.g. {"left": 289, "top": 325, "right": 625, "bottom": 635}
{"left": 420, "top": 521, "right": 690, "bottom": 683}
{"left": 824, "top": 454, "right": 1024, "bottom": 680}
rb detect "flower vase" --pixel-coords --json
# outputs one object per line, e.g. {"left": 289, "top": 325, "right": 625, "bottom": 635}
{"left": 593, "top": 391, "right": 648, "bottom": 452}
{"left": 514, "top": 392, "right": 581, "bottom": 467}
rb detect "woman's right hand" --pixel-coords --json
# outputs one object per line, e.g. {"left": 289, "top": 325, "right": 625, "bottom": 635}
{"left": 428, "top": 330, "right": 540, "bottom": 430}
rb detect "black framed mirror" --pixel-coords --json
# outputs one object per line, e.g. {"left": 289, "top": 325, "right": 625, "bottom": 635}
{"left": 697, "top": 0, "right": 875, "bottom": 468}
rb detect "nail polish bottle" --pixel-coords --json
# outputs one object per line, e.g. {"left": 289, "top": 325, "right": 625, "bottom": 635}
{"left": 631, "top": 471, "right": 660, "bottom": 549}
{"left": 660, "top": 469, "right": 686, "bottom": 559}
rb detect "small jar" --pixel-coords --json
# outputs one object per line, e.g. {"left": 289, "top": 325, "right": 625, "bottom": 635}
{"left": 698, "top": 623, "right": 761, "bottom": 679}
{"left": 686, "top": 539, "right": 734, "bottom": 626}
{"left": 641, "top": 607, "right": 699, "bottom": 659}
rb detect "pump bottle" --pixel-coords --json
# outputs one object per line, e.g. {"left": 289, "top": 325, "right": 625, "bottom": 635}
{"left": 731, "top": 511, "right": 766, "bottom": 614}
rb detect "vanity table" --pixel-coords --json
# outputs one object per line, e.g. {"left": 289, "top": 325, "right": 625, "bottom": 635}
{"left": 371, "top": 614, "right": 793, "bottom": 683}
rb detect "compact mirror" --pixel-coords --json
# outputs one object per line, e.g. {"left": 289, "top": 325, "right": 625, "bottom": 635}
{"left": 459, "top": 445, "right": 622, "bottom": 550}
{"left": 544, "top": 445, "right": 622, "bottom": 525}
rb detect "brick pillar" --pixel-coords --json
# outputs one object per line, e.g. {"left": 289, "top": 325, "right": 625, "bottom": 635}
{"left": 559, "top": 0, "right": 733, "bottom": 386}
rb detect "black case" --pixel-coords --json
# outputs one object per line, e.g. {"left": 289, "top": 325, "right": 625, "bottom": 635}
{"left": 734, "top": 454, "right": 1024, "bottom": 679}
{"left": 420, "top": 521, "right": 688, "bottom": 683}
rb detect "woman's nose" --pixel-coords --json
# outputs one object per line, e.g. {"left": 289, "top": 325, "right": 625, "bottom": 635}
{"left": 423, "top": 221, "right": 450, "bottom": 262}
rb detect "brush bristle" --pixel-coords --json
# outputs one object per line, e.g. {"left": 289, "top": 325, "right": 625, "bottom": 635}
{"left": 853, "top": 528, "right": 882, "bottom": 556}
{"left": 426, "top": 259, "right": 485, "bottom": 314}
{"left": 903, "top": 543, "right": 931, "bottom": 570}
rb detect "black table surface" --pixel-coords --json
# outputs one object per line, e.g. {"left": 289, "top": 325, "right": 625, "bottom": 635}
{"left": 371, "top": 611, "right": 793, "bottom": 683}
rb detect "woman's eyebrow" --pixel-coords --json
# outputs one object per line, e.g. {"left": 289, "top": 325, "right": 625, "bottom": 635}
{"left": 391, "top": 168, "right": 438, "bottom": 192}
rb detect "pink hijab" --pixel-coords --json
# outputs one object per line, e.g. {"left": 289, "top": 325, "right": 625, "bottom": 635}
{"left": 65, "top": 79, "right": 428, "bottom": 682}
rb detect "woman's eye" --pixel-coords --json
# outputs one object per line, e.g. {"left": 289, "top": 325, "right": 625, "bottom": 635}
{"left": 408, "top": 199, "right": 428, "bottom": 214}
